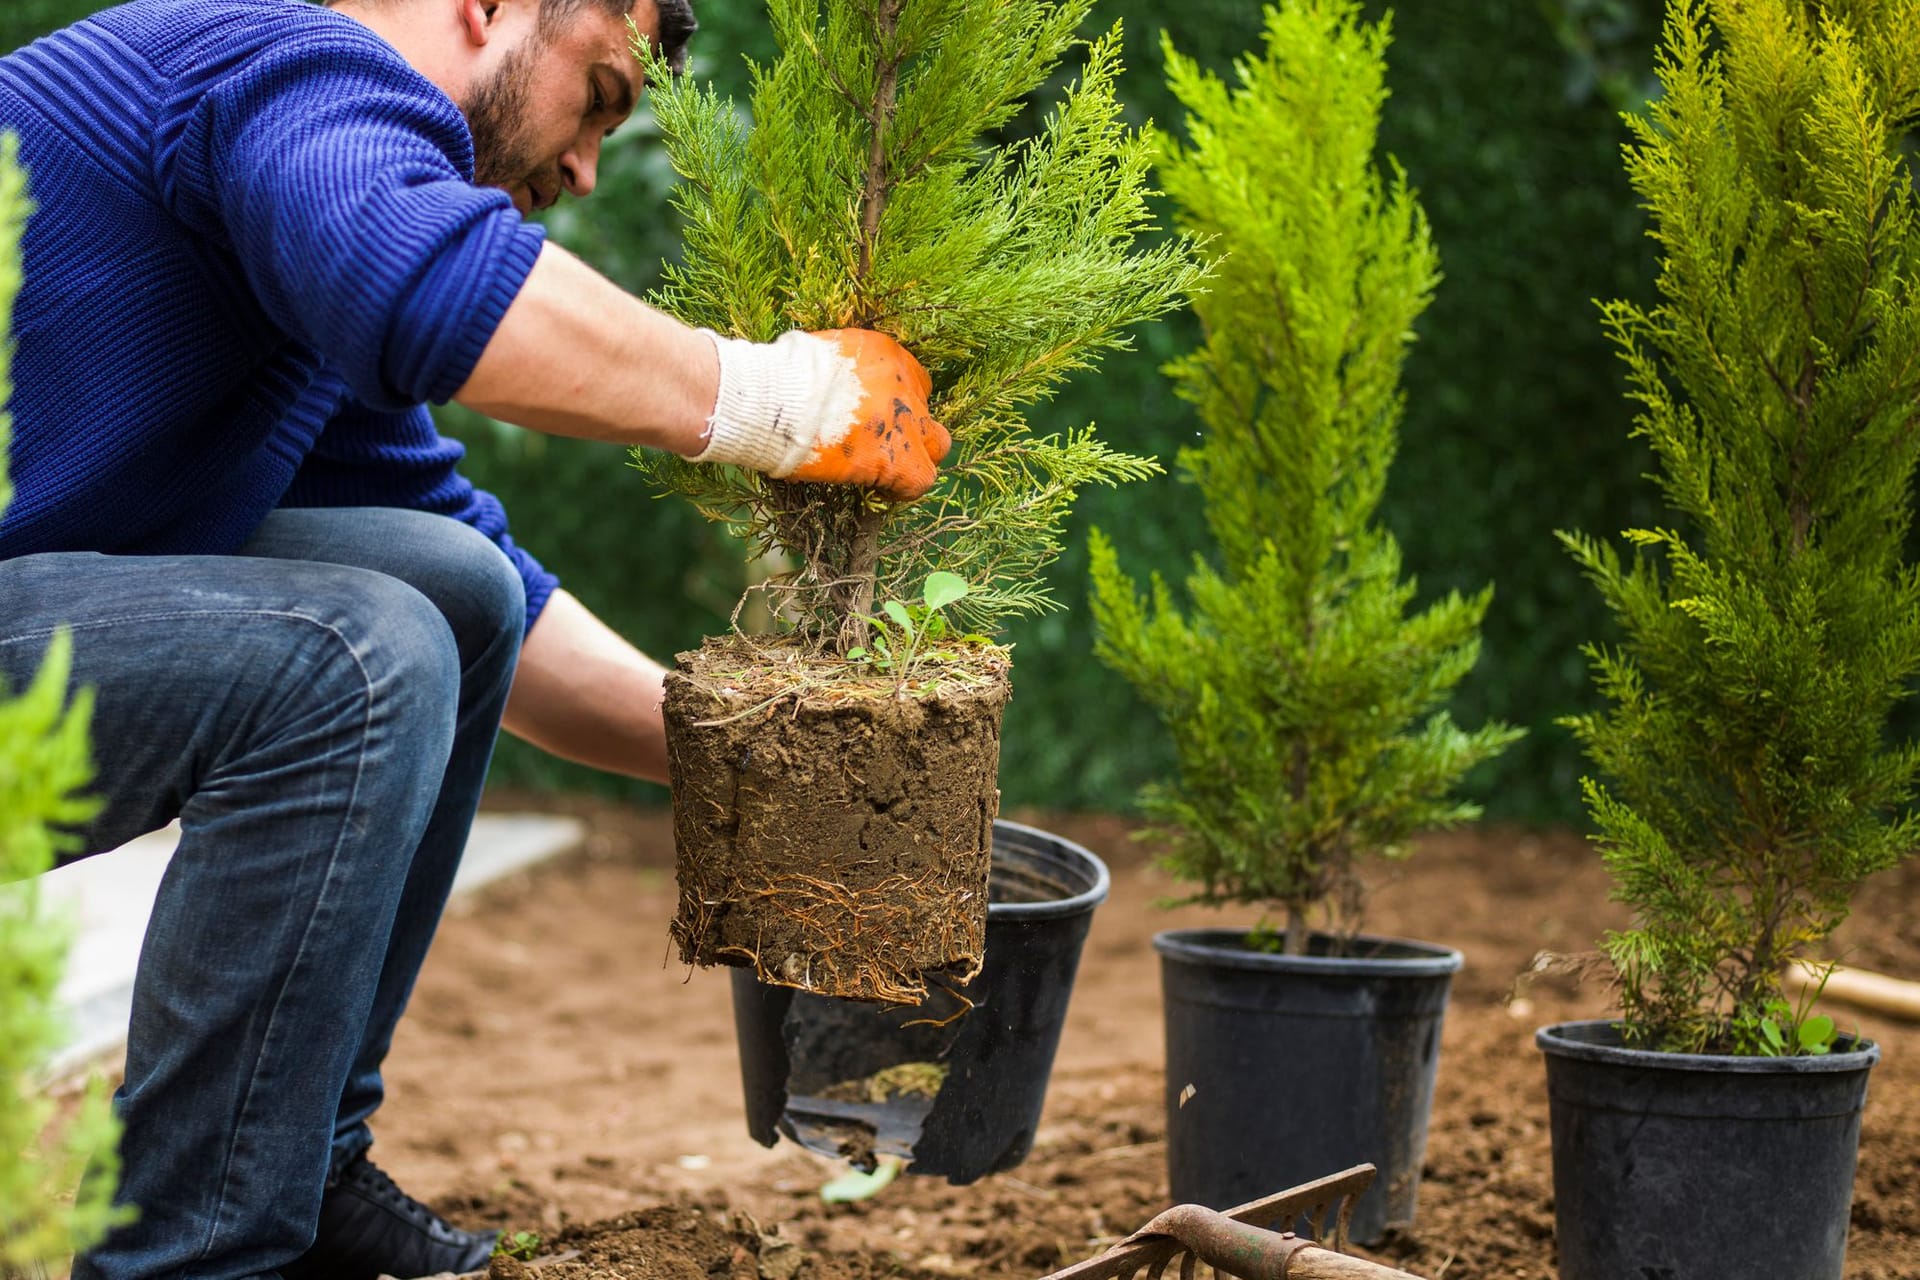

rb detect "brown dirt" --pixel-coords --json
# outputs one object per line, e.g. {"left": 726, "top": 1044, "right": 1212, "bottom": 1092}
{"left": 476, "top": 1202, "right": 911, "bottom": 1280}
{"left": 380, "top": 795, "right": 1920, "bottom": 1280}
{"left": 663, "top": 637, "right": 1011, "bottom": 1003}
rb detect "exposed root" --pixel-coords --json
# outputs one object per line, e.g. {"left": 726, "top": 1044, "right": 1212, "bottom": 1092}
{"left": 900, "top": 980, "right": 976, "bottom": 1029}
{"left": 673, "top": 863, "right": 986, "bottom": 1005}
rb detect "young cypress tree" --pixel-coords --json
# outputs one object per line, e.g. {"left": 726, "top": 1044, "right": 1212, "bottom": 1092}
{"left": 630, "top": 0, "right": 1201, "bottom": 1003}
{"left": 1561, "top": 0, "right": 1920, "bottom": 1053}
{"left": 0, "top": 135, "right": 125, "bottom": 1270}
{"left": 634, "top": 0, "right": 1201, "bottom": 650}
{"left": 1087, "top": 0, "right": 1520, "bottom": 955}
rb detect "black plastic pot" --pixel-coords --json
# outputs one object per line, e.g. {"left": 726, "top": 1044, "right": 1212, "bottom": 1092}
{"left": 1537, "top": 1019, "right": 1879, "bottom": 1280}
{"left": 730, "top": 818, "right": 1110, "bottom": 1183}
{"left": 1154, "top": 928, "right": 1461, "bottom": 1245}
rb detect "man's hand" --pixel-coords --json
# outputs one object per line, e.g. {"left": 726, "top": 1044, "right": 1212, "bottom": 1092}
{"left": 697, "top": 328, "right": 952, "bottom": 501}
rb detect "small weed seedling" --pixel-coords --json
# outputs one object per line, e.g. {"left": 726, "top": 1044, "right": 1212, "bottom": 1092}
{"left": 845, "top": 572, "right": 984, "bottom": 678}
{"left": 1735, "top": 968, "right": 1841, "bottom": 1058}
{"left": 493, "top": 1230, "right": 542, "bottom": 1262}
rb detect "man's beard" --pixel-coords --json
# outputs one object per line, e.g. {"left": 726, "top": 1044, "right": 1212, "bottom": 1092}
{"left": 462, "top": 38, "right": 547, "bottom": 193}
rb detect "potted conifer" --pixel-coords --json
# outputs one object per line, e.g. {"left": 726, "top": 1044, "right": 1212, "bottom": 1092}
{"left": 633, "top": 0, "right": 1198, "bottom": 1179}
{"left": 1087, "top": 0, "right": 1519, "bottom": 1246}
{"left": 1539, "top": 2, "right": 1920, "bottom": 1276}
{"left": 0, "top": 136, "right": 126, "bottom": 1277}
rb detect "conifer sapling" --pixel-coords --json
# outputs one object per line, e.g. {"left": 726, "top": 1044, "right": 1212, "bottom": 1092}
{"left": 629, "top": 0, "right": 1202, "bottom": 1002}
{"left": 634, "top": 0, "right": 1202, "bottom": 653}
{"left": 1089, "top": 0, "right": 1520, "bottom": 956}
{"left": 1562, "top": 0, "right": 1920, "bottom": 1054}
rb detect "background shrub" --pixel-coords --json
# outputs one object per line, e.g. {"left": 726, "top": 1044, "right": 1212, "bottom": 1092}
{"left": 0, "top": 129, "right": 126, "bottom": 1272}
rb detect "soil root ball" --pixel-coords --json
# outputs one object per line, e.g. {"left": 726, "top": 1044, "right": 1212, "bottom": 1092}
{"left": 665, "top": 635, "right": 1012, "bottom": 1003}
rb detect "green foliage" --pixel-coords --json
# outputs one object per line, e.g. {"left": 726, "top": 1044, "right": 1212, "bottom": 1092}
{"left": 0, "top": 133, "right": 127, "bottom": 1267}
{"left": 1088, "top": 0, "right": 1521, "bottom": 946}
{"left": 1741, "top": 997, "right": 1838, "bottom": 1057}
{"left": 1541, "top": 0, "right": 1666, "bottom": 111}
{"left": 493, "top": 1229, "right": 543, "bottom": 1262}
{"left": 634, "top": 0, "right": 1202, "bottom": 652}
{"left": 0, "top": 634, "right": 126, "bottom": 1265}
{"left": 843, "top": 570, "right": 985, "bottom": 674}
{"left": 1562, "top": 0, "right": 1920, "bottom": 1052}
{"left": 0, "top": 0, "right": 101, "bottom": 53}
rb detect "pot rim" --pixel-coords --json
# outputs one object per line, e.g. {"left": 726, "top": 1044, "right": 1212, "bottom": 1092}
{"left": 1151, "top": 925, "right": 1463, "bottom": 977}
{"left": 1535, "top": 1018, "right": 1880, "bottom": 1072}
{"left": 987, "top": 818, "right": 1111, "bottom": 920}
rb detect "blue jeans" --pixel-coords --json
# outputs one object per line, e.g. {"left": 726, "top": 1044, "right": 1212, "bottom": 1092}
{"left": 0, "top": 509, "right": 525, "bottom": 1280}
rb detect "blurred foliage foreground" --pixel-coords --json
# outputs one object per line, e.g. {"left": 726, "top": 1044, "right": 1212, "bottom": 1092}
{"left": 4, "top": 0, "right": 1679, "bottom": 823}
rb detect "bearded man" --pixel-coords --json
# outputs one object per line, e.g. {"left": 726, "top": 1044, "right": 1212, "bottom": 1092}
{"left": 0, "top": 0, "right": 949, "bottom": 1277}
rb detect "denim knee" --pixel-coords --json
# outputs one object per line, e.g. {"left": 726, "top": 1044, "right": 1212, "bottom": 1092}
{"left": 354, "top": 513, "right": 526, "bottom": 673}
{"left": 239, "top": 508, "right": 526, "bottom": 676}
{"left": 291, "top": 568, "right": 463, "bottom": 774}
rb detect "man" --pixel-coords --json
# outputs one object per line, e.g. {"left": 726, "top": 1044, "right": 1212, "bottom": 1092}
{"left": 0, "top": 0, "right": 949, "bottom": 1276}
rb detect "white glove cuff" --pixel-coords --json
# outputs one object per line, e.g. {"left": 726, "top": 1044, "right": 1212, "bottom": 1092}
{"left": 695, "top": 330, "right": 861, "bottom": 477}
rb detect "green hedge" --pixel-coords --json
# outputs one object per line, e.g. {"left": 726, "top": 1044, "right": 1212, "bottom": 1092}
{"left": 5, "top": 0, "right": 1669, "bottom": 821}
{"left": 0, "top": 1, "right": 95, "bottom": 51}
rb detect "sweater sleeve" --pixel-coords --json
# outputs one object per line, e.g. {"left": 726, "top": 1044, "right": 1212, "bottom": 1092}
{"left": 156, "top": 27, "right": 544, "bottom": 411}
{"left": 282, "top": 400, "right": 560, "bottom": 632}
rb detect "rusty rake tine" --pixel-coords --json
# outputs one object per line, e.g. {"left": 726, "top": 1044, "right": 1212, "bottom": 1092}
{"left": 1219, "top": 1166, "right": 1377, "bottom": 1229}
{"left": 1037, "top": 1246, "right": 1149, "bottom": 1280}
{"left": 1332, "top": 1191, "right": 1357, "bottom": 1252}
{"left": 1180, "top": 1249, "right": 1199, "bottom": 1280}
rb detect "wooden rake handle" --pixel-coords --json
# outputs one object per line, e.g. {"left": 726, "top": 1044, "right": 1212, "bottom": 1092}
{"left": 1786, "top": 960, "right": 1920, "bottom": 1023}
{"left": 1034, "top": 1166, "right": 1429, "bottom": 1280}
{"left": 1118, "top": 1205, "right": 1426, "bottom": 1280}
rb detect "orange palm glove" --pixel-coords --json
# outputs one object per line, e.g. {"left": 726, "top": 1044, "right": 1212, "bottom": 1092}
{"left": 694, "top": 328, "right": 952, "bottom": 501}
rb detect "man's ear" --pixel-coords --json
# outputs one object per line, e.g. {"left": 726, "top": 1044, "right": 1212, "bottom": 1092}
{"left": 457, "top": 0, "right": 503, "bottom": 47}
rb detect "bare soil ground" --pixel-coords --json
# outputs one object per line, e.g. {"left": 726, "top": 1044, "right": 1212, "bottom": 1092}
{"left": 379, "top": 795, "right": 1920, "bottom": 1280}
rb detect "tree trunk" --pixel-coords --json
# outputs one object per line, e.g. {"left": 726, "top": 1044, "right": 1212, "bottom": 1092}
{"left": 1285, "top": 903, "right": 1309, "bottom": 957}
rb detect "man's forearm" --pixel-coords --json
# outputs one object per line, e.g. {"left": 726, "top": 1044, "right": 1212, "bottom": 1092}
{"left": 456, "top": 242, "right": 715, "bottom": 455}
{"left": 456, "top": 243, "right": 951, "bottom": 499}
{"left": 503, "top": 588, "right": 671, "bottom": 784}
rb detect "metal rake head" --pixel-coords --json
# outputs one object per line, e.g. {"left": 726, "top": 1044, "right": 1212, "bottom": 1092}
{"left": 1035, "top": 1166, "right": 1426, "bottom": 1280}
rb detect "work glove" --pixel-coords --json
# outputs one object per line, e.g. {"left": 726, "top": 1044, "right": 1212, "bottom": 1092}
{"left": 695, "top": 328, "right": 952, "bottom": 501}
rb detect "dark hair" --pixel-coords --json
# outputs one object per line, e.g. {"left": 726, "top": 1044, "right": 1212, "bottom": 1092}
{"left": 539, "top": 0, "right": 696, "bottom": 74}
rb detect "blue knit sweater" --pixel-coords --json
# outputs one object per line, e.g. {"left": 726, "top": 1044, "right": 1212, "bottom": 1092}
{"left": 0, "top": 0, "right": 558, "bottom": 625}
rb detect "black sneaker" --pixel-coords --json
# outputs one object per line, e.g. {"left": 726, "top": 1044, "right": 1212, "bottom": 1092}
{"left": 281, "top": 1154, "right": 498, "bottom": 1280}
